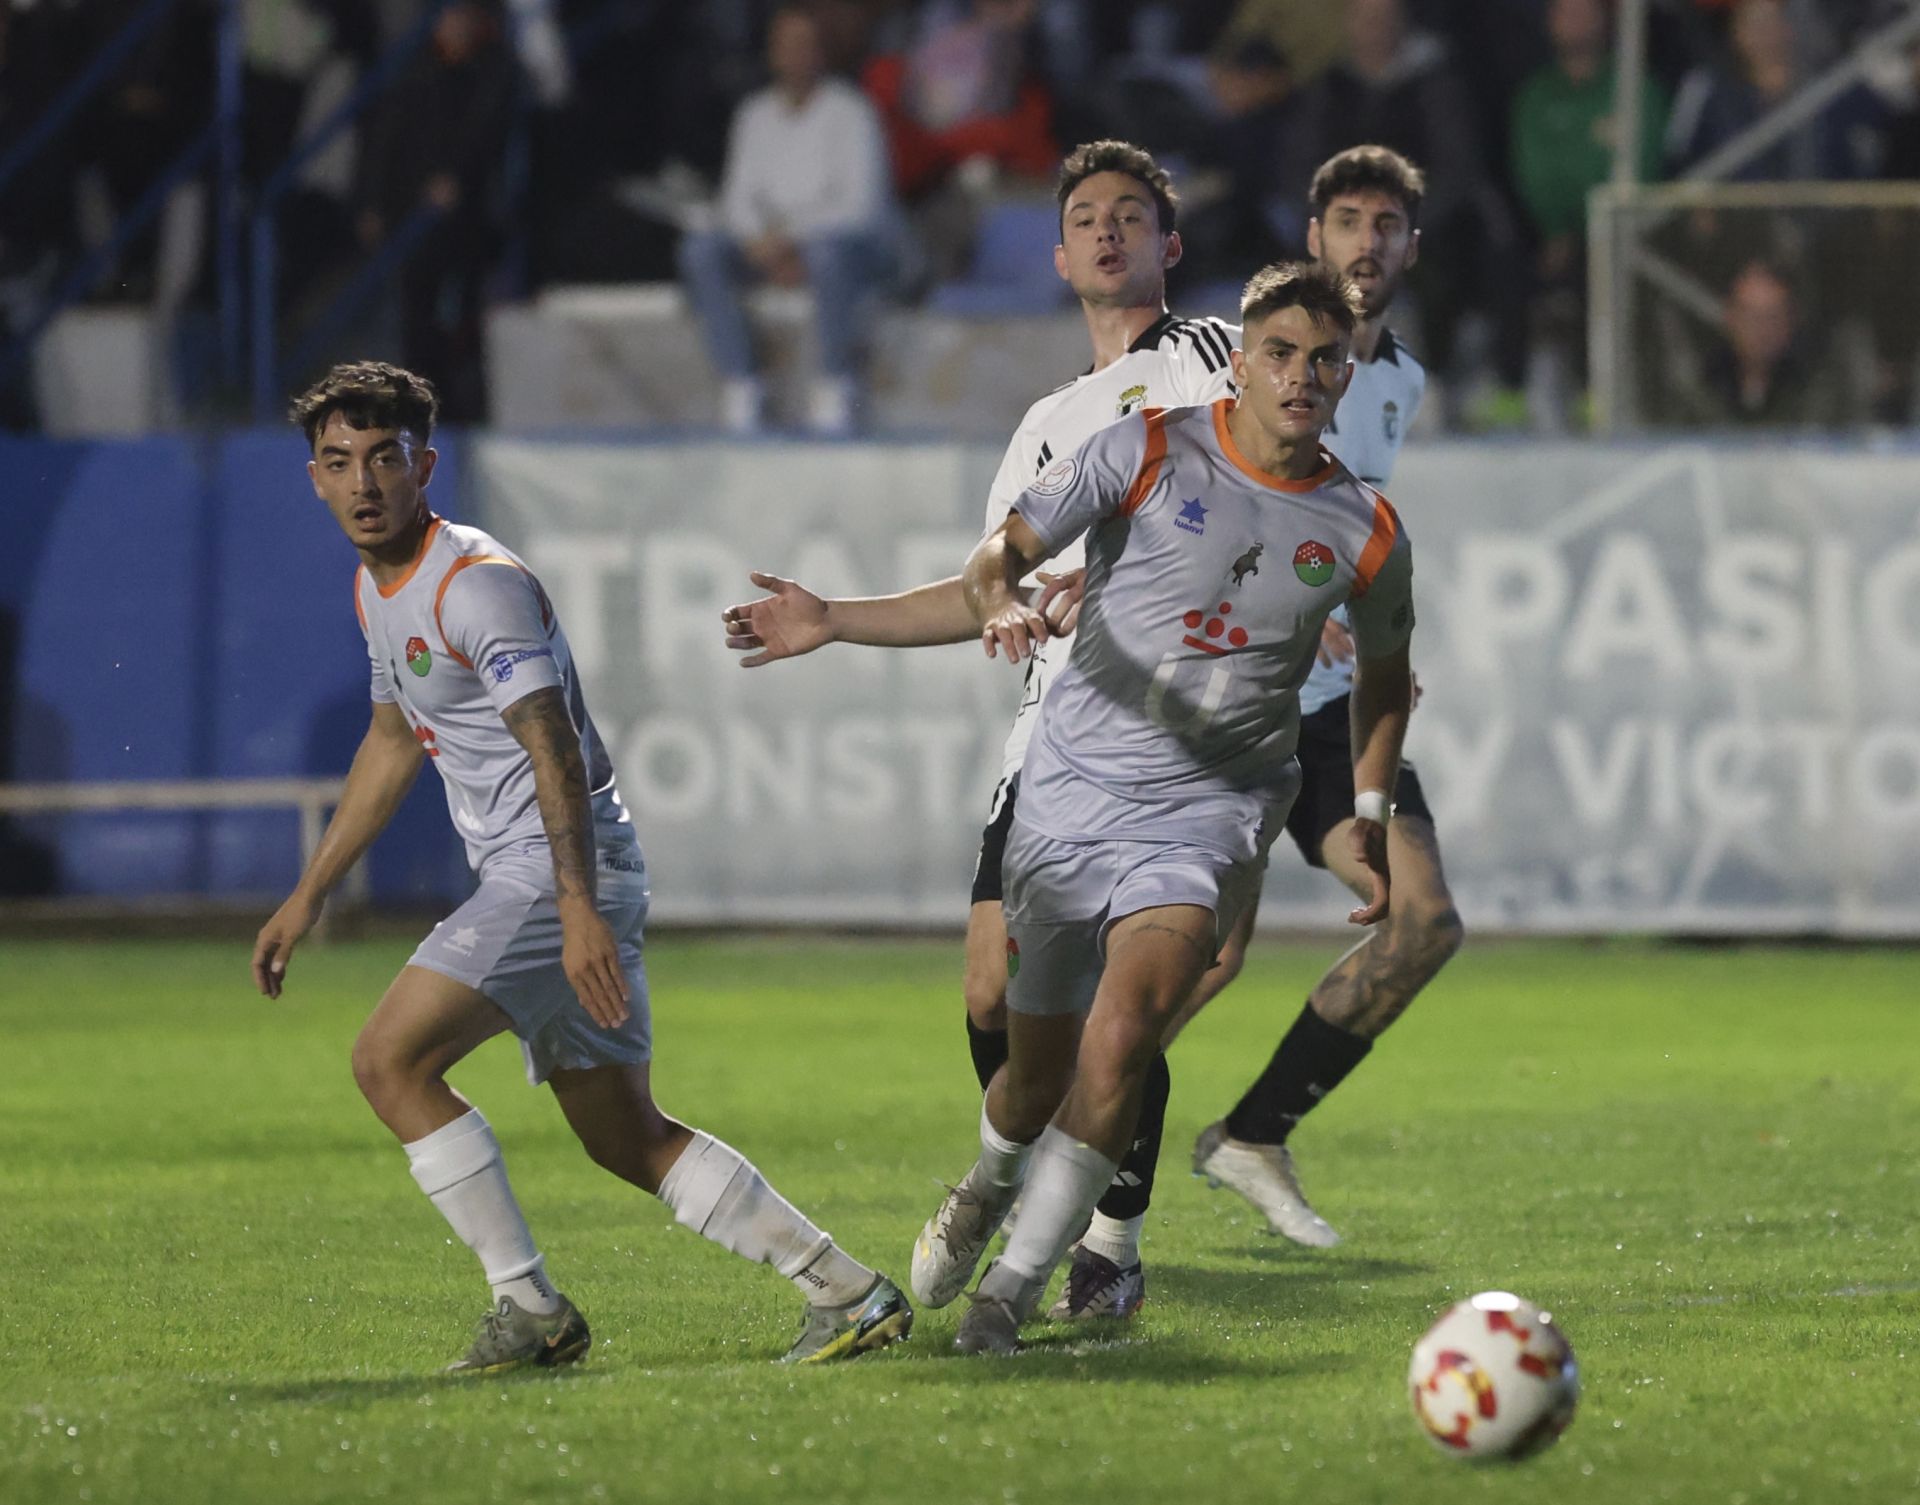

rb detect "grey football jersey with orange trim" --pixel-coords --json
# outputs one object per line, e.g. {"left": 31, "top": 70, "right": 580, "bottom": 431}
{"left": 983, "top": 313, "right": 1241, "bottom": 784}
{"left": 1011, "top": 400, "right": 1414, "bottom": 863}
{"left": 355, "top": 517, "right": 636, "bottom": 873}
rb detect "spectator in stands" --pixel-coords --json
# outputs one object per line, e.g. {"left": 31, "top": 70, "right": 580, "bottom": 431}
{"left": 1212, "top": 0, "right": 1346, "bottom": 96}
{"left": 1511, "top": 0, "right": 1670, "bottom": 429}
{"left": 1179, "top": 39, "right": 1302, "bottom": 290}
{"left": 1667, "top": 0, "right": 1883, "bottom": 178}
{"left": 358, "top": 0, "right": 516, "bottom": 423}
{"left": 1679, "top": 258, "right": 1845, "bottom": 427}
{"left": 678, "top": 4, "right": 899, "bottom": 436}
{"left": 72, "top": 0, "right": 213, "bottom": 304}
{"left": 1283, "top": 0, "right": 1523, "bottom": 411}
{"left": 862, "top": 0, "right": 1058, "bottom": 200}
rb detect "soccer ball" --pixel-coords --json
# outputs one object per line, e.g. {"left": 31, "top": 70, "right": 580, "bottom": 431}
{"left": 1407, "top": 1291, "right": 1579, "bottom": 1460}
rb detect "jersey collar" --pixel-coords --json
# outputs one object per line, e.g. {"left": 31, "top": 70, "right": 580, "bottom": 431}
{"left": 1212, "top": 400, "right": 1338, "bottom": 493}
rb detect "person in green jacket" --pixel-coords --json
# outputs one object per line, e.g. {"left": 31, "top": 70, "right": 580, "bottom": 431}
{"left": 1510, "top": 0, "right": 1668, "bottom": 426}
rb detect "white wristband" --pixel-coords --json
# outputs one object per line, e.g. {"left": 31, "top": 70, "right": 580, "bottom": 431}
{"left": 1354, "top": 789, "right": 1392, "bottom": 826}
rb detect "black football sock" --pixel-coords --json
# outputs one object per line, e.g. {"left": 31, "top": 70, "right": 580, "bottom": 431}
{"left": 1224, "top": 1001, "right": 1372, "bottom": 1145}
{"left": 966, "top": 1017, "right": 1010, "bottom": 1092}
{"left": 1095, "top": 1050, "right": 1169, "bottom": 1222}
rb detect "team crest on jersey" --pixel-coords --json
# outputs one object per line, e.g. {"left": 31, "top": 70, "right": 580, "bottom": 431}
{"left": 1230, "top": 543, "right": 1263, "bottom": 586}
{"left": 1006, "top": 937, "right": 1021, "bottom": 978}
{"left": 405, "top": 636, "right": 432, "bottom": 677}
{"left": 1116, "top": 383, "right": 1148, "bottom": 417}
{"left": 1383, "top": 400, "right": 1400, "bottom": 443}
{"left": 1293, "top": 541, "right": 1335, "bottom": 587}
{"left": 1175, "top": 497, "right": 1207, "bottom": 536}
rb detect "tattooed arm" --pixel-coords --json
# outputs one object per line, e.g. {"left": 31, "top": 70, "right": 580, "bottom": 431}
{"left": 503, "top": 685, "right": 630, "bottom": 1028}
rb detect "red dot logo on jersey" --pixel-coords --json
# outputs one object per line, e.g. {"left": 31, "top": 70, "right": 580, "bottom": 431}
{"left": 1182, "top": 601, "right": 1250, "bottom": 657}
{"left": 1293, "top": 540, "right": 1336, "bottom": 587}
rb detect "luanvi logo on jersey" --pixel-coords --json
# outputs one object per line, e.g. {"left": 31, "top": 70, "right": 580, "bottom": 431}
{"left": 1383, "top": 399, "right": 1400, "bottom": 442}
{"left": 1116, "top": 383, "right": 1147, "bottom": 417}
{"left": 1230, "top": 543, "right": 1263, "bottom": 586}
{"left": 1293, "top": 541, "right": 1335, "bottom": 587}
{"left": 1175, "top": 497, "right": 1207, "bottom": 536}
{"left": 1181, "top": 599, "right": 1248, "bottom": 657}
{"left": 405, "top": 636, "right": 432, "bottom": 676}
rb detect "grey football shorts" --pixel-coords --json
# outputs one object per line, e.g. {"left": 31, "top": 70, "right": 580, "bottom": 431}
{"left": 407, "top": 842, "right": 653, "bottom": 1084}
{"left": 1000, "top": 819, "right": 1264, "bottom": 1017}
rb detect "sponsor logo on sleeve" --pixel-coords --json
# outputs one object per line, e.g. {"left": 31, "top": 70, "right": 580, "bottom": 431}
{"left": 487, "top": 646, "right": 555, "bottom": 684}
{"left": 1383, "top": 399, "right": 1400, "bottom": 443}
{"left": 1030, "top": 456, "right": 1079, "bottom": 496}
{"left": 405, "top": 637, "right": 432, "bottom": 677}
{"left": 1392, "top": 600, "right": 1415, "bottom": 632}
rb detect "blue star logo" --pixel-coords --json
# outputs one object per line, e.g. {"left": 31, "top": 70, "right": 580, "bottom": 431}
{"left": 1175, "top": 497, "right": 1207, "bottom": 536}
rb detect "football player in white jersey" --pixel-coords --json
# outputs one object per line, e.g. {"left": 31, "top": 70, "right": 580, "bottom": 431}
{"left": 721, "top": 142, "right": 1237, "bottom": 1318}
{"left": 1182, "top": 147, "right": 1466, "bottom": 1251}
{"left": 252, "top": 362, "right": 910, "bottom": 1373}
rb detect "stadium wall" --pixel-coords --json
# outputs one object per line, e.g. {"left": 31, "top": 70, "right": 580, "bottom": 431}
{"left": 3, "top": 432, "right": 1916, "bottom": 934}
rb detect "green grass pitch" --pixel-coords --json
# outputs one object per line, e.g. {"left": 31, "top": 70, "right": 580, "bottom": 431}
{"left": 3, "top": 934, "right": 1916, "bottom": 1504}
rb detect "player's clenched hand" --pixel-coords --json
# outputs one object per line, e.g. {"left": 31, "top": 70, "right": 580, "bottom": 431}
{"left": 1035, "top": 568, "right": 1086, "bottom": 635}
{"left": 252, "top": 891, "right": 323, "bottom": 999}
{"left": 1316, "top": 617, "right": 1355, "bottom": 668}
{"left": 1346, "top": 818, "right": 1391, "bottom": 926}
{"left": 561, "top": 908, "right": 631, "bottom": 1028}
{"left": 722, "top": 571, "right": 830, "bottom": 667}
{"left": 981, "top": 600, "right": 1049, "bottom": 665}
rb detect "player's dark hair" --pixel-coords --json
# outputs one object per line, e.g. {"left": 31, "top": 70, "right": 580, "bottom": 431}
{"left": 1309, "top": 145, "right": 1426, "bottom": 227}
{"left": 1239, "top": 261, "right": 1364, "bottom": 334}
{"left": 1056, "top": 140, "right": 1178, "bottom": 234}
{"left": 289, "top": 361, "right": 439, "bottom": 449}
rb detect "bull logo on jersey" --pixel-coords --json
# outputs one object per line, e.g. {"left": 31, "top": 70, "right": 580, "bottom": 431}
{"left": 405, "top": 636, "right": 432, "bottom": 677}
{"left": 1116, "top": 383, "right": 1148, "bottom": 417}
{"left": 1383, "top": 399, "right": 1400, "bottom": 443}
{"left": 1230, "top": 543, "right": 1263, "bottom": 587}
{"left": 1293, "top": 541, "right": 1335, "bottom": 587}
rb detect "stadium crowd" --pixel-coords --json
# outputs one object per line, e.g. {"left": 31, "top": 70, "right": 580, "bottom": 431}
{"left": 3, "top": 0, "right": 1920, "bottom": 430}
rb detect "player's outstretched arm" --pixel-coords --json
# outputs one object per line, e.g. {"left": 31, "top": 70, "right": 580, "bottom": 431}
{"left": 501, "top": 686, "right": 631, "bottom": 1030}
{"left": 962, "top": 513, "right": 1052, "bottom": 665}
{"left": 252, "top": 699, "right": 424, "bottom": 998}
{"left": 722, "top": 570, "right": 981, "bottom": 665}
{"left": 1345, "top": 642, "right": 1413, "bottom": 927}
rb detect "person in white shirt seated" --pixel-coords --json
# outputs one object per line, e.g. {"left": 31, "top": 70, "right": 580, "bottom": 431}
{"left": 676, "top": 5, "right": 902, "bottom": 437}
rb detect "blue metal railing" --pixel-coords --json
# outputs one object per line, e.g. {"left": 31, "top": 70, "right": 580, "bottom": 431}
{"left": 0, "top": 0, "right": 242, "bottom": 391}
{"left": 248, "top": 1, "right": 455, "bottom": 418}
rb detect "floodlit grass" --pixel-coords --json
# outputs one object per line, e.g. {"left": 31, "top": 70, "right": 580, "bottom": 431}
{"left": 3, "top": 935, "right": 1916, "bottom": 1504}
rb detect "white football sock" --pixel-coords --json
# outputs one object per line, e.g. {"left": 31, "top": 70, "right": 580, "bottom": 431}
{"left": 1081, "top": 1211, "right": 1144, "bottom": 1269}
{"left": 975, "top": 1100, "right": 1033, "bottom": 1193}
{"left": 657, "top": 1132, "right": 876, "bottom": 1307}
{"left": 998, "top": 1125, "right": 1119, "bottom": 1284}
{"left": 404, "top": 1108, "right": 563, "bottom": 1315}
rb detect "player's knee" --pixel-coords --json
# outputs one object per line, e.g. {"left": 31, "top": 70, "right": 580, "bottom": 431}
{"left": 349, "top": 1028, "right": 402, "bottom": 1112}
{"left": 961, "top": 963, "right": 1008, "bottom": 1031}
{"left": 1394, "top": 892, "right": 1465, "bottom": 976}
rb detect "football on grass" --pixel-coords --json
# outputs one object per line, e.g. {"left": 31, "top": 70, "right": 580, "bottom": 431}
{"left": 1408, "top": 1290, "right": 1579, "bottom": 1460}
